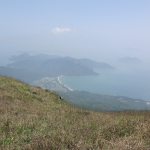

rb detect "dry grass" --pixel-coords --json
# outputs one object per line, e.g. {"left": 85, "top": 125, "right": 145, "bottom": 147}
{"left": 0, "top": 76, "right": 150, "bottom": 150}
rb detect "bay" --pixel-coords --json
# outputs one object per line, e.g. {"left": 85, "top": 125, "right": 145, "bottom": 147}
{"left": 60, "top": 67, "right": 150, "bottom": 101}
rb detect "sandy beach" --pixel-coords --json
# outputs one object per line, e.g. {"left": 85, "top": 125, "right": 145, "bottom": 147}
{"left": 57, "top": 76, "right": 73, "bottom": 91}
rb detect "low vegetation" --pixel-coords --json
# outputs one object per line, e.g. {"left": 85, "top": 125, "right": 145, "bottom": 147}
{"left": 58, "top": 91, "right": 150, "bottom": 111}
{"left": 0, "top": 76, "right": 150, "bottom": 149}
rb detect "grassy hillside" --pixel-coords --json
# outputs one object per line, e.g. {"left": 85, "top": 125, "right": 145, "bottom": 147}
{"left": 0, "top": 76, "right": 150, "bottom": 149}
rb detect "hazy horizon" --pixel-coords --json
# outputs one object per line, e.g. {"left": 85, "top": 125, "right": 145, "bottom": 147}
{"left": 0, "top": 1, "right": 150, "bottom": 99}
{"left": 0, "top": 0, "right": 150, "bottom": 65}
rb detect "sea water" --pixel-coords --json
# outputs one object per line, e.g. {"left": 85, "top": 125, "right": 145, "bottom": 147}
{"left": 60, "top": 67, "right": 150, "bottom": 100}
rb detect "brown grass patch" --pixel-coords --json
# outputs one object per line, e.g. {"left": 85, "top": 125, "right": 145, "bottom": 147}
{"left": 0, "top": 76, "right": 150, "bottom": 149}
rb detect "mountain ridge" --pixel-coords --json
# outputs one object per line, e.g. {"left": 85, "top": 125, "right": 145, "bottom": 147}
{"left": 2, "top": 53, "right": 115, "bottom": 83}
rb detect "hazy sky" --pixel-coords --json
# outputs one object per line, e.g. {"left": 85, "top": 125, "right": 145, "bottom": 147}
{"left": 0, "top": 0, "right": 150, "bottom": 62}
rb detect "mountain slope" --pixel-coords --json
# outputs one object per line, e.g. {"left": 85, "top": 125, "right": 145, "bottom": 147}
{"left": 6, "top": 54, "right": 114, "bottom": 77}
{"left": 41, "top": 57, "right": 99, "bottom": 76}
{"left": 58, "top": 91, "right": 150, "bottom": 111}
{"left": 79, "top": 58, "right": 115, "bottom": 69}
{"left": 0, "top": 76, "right": 150, "bottom": 149}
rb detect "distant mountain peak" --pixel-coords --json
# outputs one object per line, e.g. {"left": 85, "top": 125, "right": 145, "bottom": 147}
{"left": 6, "top": 53, "right": 115, "bottom": 78}
{"left": 9, "top": 53, "right": 30, "bottom": 62}
{"left": 118, "top": 57, "right": 143, "bottom": 64}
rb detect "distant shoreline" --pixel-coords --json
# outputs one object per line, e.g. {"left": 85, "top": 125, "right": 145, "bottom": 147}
{"left": 57, "top": 76, "right": 73, "bottom": 91}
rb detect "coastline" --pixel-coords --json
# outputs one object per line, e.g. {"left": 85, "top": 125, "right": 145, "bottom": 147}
{"left": 57, "top": 76, "right": 73, "bottom": 91}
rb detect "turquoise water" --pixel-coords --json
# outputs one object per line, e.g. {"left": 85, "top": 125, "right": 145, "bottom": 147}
{"left": 60, "top": 68, "right": 150, "bottom": 100}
